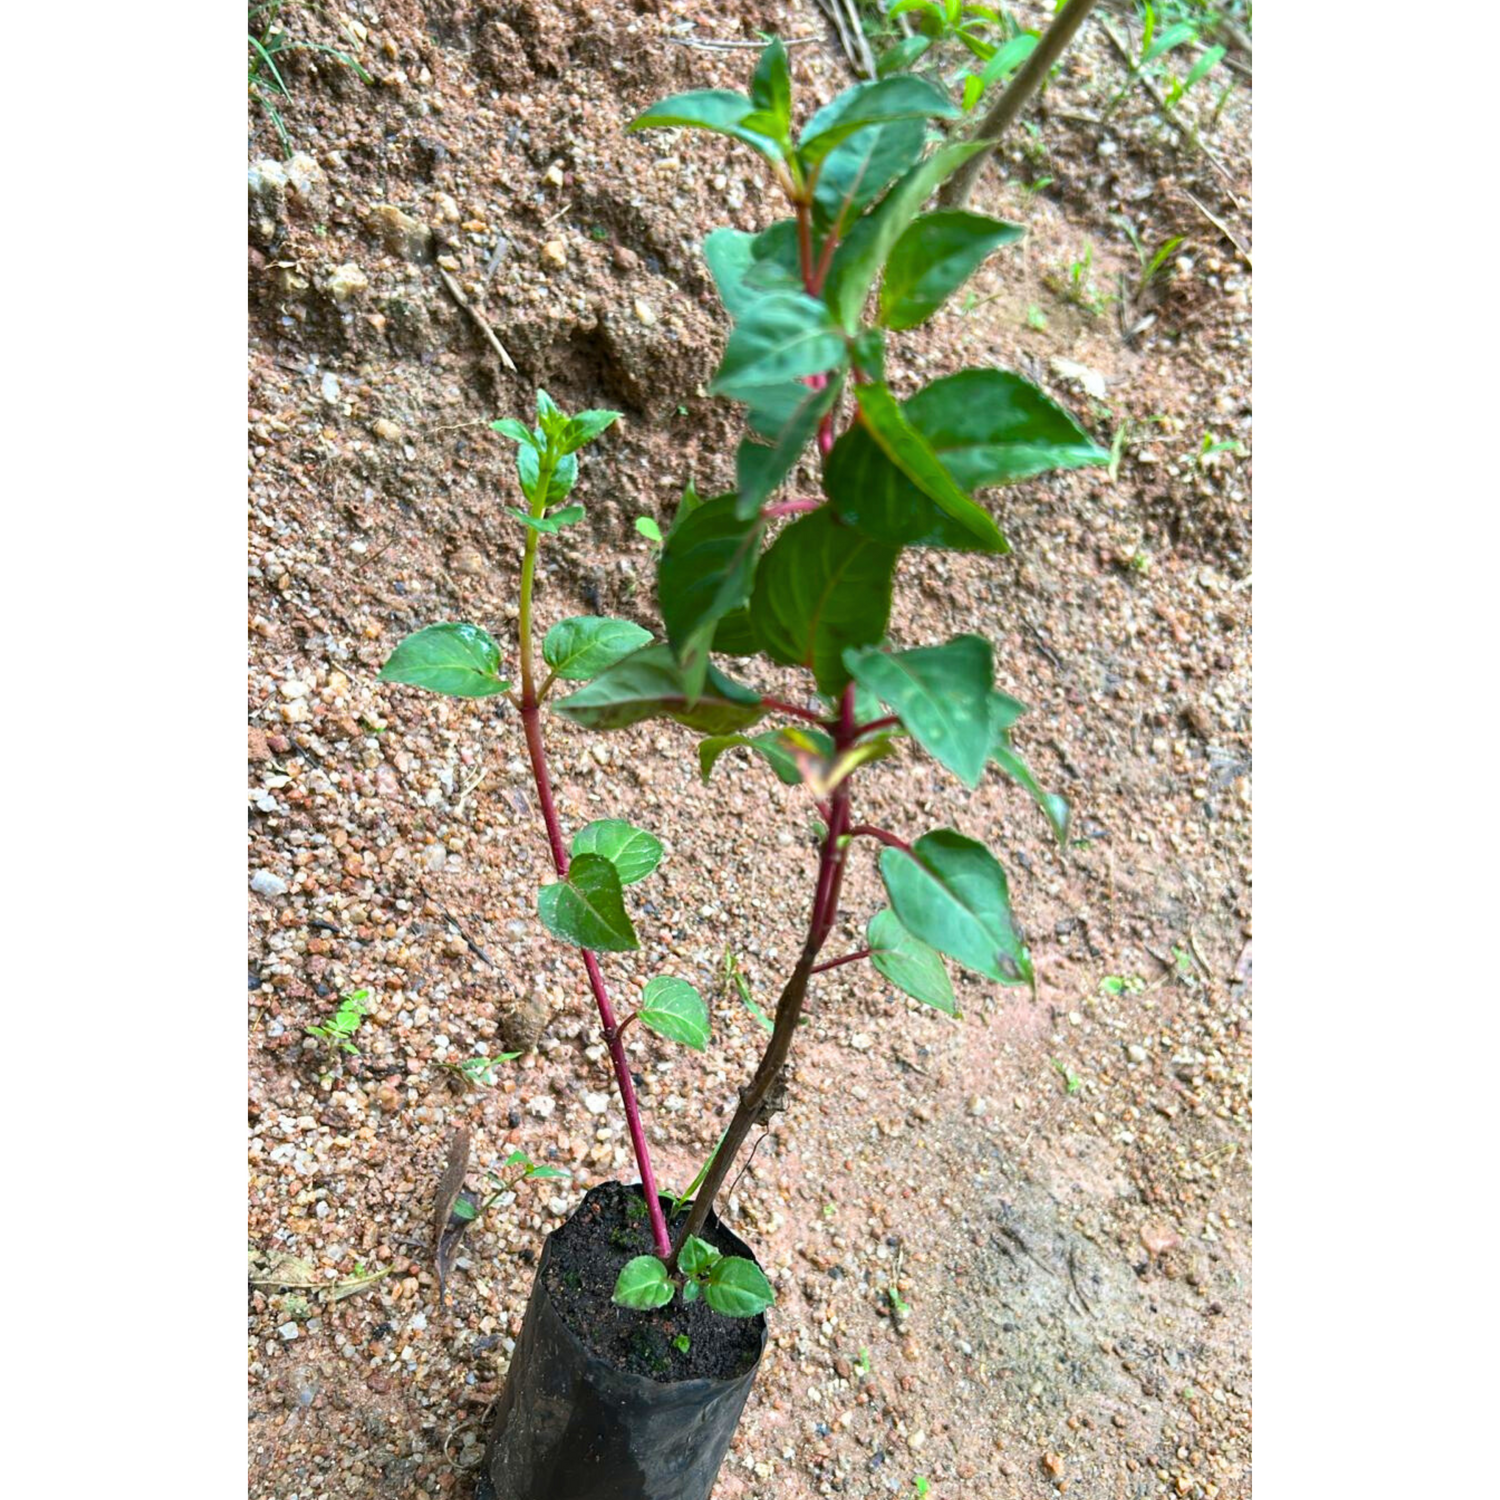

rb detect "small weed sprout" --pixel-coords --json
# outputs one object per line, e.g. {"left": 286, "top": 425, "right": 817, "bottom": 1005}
{"left": 305, "top": 988, "right": 371, "bottom": 1054}
{"left": 248, "top": 2, "right": 372, "bottom": 155}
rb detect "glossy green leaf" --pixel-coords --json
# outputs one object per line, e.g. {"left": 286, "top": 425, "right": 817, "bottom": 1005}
{"left": 703, "top": 1255, "right": 775, "bottom": 1317}
{"left": 543, "top": 616, "right": 653, "bottom": 681}
{"left": 813, "top": 117, "right": 926, "bottom": 237}
{"left": 682, "top": 1276, "right": 700, "bottom": 1303}
{"left": 867, "top": 907, "right": 957, "bottom": 1015}
{"left": 559, "top": 409, "right": 621, "bottom": 454}
{"left": 638, "top": 976, "right": 710, "bottom": 1051}
{"left": 970, "top": 32, "right": 1038, "bottom": 95}
{"left": 1143, "top": 21, "right": 1197, "bottom": 64}
{"left": 554, "top": 644, "right": 766, "bottom": 734}
{"left": 698, "top": 727, "right": 836, "bottom": 785}
{"left": 826, "top": 371, "right": 1106, "bottom": 549}
{"left": 734, "top": 377, "right": 841, "bottom": 518}
{"left": 750, "top": 509, "right": 899, "bottom": 696}
{"left": 879, "top": 830, "right": 1032, "bottom": 986}
{"left": 505, "top": 503, "right": 586, "bottom": 535}
{"left": 379, "top": 623, "right": 509, "bottom": 698}
{"left": 824, "top": 140, "right": 990, "bottom": 331}
{"left": 612, "top": 1255, "right": 674, "bottom": 1310}
{"left": 537, "top": 853, "right": 638, "bottom": 952}
{"left": 635, "top": 516, "right": 663, "bottom": 545}
{"left": 848, "top": 383, "right": 1009, "bottom": 553}
{"left": 657, "top": 496, "right": 765, "bottom": 699}
{"left": 703, "top": 227, "right": 802, "bottom": 320}
{"left": 876, "top": 34, "right": 933, "bottom": 77}
{"left": 679, "top": 1234, "right": 722, "bottom": 1277}
{"left": 628, "top": 89, "right": 783, "bottom": 163}
{"left": 517, "top": 446, "right": 578, "bottom": 505}
{"left": 749, "top": 38, "right": 791, "bottom": 132}
{"left": 845, "top": 635, "right": 995, "bottom": 788}
{"left": 797, "top": 76, "right": 958, "bottom": 170}
{"left": 710, "top": 293, "right": 849, "bottom": 399}
{"left": 571, "top": 819, "right": 663, "bottom": 885}
{"left": 491, "top": 417, "right": 539, "bottom": 448}
{"left": 879, "top": 211, "right": 1024, "bottom": 330}
{"left": 710, "top": 607, "right": 758, "bottom": 656}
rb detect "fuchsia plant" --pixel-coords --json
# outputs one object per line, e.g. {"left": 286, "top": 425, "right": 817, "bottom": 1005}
{"left": 380, "top": 39, "right": 1106, "bottom": 1321}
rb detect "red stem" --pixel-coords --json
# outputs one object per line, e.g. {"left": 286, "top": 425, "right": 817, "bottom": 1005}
{"left": 762, "top": 498, "right": 822, "bottom": 519}
{"left": 847, "top": 823, "right": 913, "bottom": 855}
{"left": 520, "top": 702, "right": 672, "bottom": 1259}
{"left": 810, "top": 947, "right": 872, "bottom": 975}
{"left": 760, "top": 695, "right": 832, "bottom": 726}
{"left": 856, "top": 715, "right": 900, "bottom": 736}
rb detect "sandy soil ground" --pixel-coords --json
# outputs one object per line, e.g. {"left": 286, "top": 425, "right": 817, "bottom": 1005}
{"left": 248, "top": 3, "right": 1251, "bottom": 1495}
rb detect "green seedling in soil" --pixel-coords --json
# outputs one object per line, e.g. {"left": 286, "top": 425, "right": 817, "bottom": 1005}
{"left": 385, "top": 37, "right": 1106, "bottom": 1331}
{"left": 444, "top": 1052, "right": 522, "bottom": 1089}
{"left": 915, "top": 1479, "right": 931, "bottom": 1499}
{"left": 1105, "top": 3, "right": 1227, "bottom": 125}
{"left": 868, "top": 0, "right": 1030, "bottom": 101}
{"left": 248, "top": 2, "right": 372, "bottom": 156}
{"left": 887, "top": 1285, "right": 912, "bottom": 1319}
{"left": 664, "top": 1130, "right": 727, "bottom": 1220}
{"left": 1199, "top": 432, "right": 1245, "bottom": 465}
{"left": 634, "top": 515, "right": 663, "bottom": 548}
{"left": 1026, "top": 304, "right": 1048, "bottom": 331}
{"left": 480, "top": 1150, "right": 573, "bottom": 1212}
{"left": 725, "top": 948, "right": 773, "bottom": 1034}
{"left": 1106, "top": 413, "right": 1169, "bottom": 483}
{"left": 1052, "top": 1058, "right": 1083, "bottom": 1094}
{"left": 305, "top": 988, "right": 371, "bottom": 1054}
{"left": 1116, "top": 216, "right": 1186, "bottom": 301}
{"left": 1100, "top": 974, "right": 1146, "bottom": 996}
{"left": 1048, "top": 243, "right": 1112, "bottom": 317}
{"left": 673, "top": 1334, "right": 691, "bottom": 1353}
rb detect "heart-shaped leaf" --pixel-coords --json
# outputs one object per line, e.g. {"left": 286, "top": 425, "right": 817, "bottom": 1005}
{"left": 703, "top": 1255, "right": 775, "bottom": 1317}
{"left": 571, "top": 819, "right": 664, "bottom": 885}
{"left": 612, "top": 1254, "right": 674, "bottom": 1310}
{"left": 749, "top": 509, "right": 898, "bottom": 696}
{"left": 543, "top": 617, "right": 653, "bottom": 681}
{"left": 537, "top": 853, "right": 638, "bottom": 952}
{"left": 879, "top": 830, "right": 1032, "bottom": 987}
{"left": 379, "top": 623, "right": 509, "bottom": 698}
{"left": 638, "top": 976, "right": 710, "bottom": 1050}
{"left": 678, "top": 1233, "right": 722, "bottom": 1277}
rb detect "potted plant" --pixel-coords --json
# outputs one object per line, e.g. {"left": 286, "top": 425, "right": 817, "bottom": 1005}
{"left": 379, "top": 38, "right": 1105, "bottom": 1500}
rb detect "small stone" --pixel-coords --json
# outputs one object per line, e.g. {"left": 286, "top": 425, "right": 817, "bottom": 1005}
{"left": 633, "top": 298, "right": 657, "bottom": 326}
{"left": 278, "top": 1322, "right": 300, "bottom": 1340}
{"left": 325, "top": 263, "right": 369, "bottom": 302}
{"left": 544, "top": 163, "right": 565, "bottom": 188}
{"left": 527, "top": 1096, "right": 556, "bottom": 1119}
{"left": 849, "top": 1032, "right": 873, "bottom": 1052}
{"left": 372, "top": 418, "right": 403, "bottom": 442}
{"left": 433, "top": 191, "right": 461, "bottom": 222}
{"left": 541, "top": 239, "right": 568, "bottom": 268}
{"left": 582, "top": 1091, "right": 610, "bottom": 1116}
{"left": 320, "top": 372, "right": 342, "bottom": 404}
{"left": 1042, "top": 1451, "right": 1064, "bottom": 1479}
{"left": 251, "top": 870, "right": 288, "bottom": 898}
{"left": 248, "top": 727, "right": 272, "bottom": 762}
{"left": 370, "top": 203, "right": 433, "bottom": 262}
{"left": 967, "top": 1095, "right": 990, "bottom": 1117}
{"left": 1141, "top": 1223, "right": 1180, "bottom": 1256}
{"left": 1126, "top": 1043, "right": 1149, "bottom": 1064}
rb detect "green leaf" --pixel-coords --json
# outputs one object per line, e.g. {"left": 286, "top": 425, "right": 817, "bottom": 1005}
{"left": 749, "top": 509, "right": 898, "bottom": 696}
{"left": 682, "top": 1276, "right": 700, "bottom": 1303}
{"left": 876, "top": 35, "right": 934, "bottom": 78}
{"left": 710, "top": 607, "right": 758, "bottom": 656}
{"left": 826, "top": 371, "right": 1107, "bottom": 550}
{"left": 537, "top": 853, "right": 638, "bottom": 952}
{"left": 543, "top": 617, "right": 653, "bottom": 681}
{"left": 879, "top": 211, "right": 1024, "bottom": 330}
{"left": 657, "top": 496, "right": 766, "bottom": 699}
{"left": 703, "top": 1256, "right": 775, "bottom": 1317}
{"left": 517, "top": 446, "right": 578, "bottom": 506}
{"left": 1143, "top": 21, "right": 1197, "bottom": 64}
{"left": 879, "top": 830, "right": 1032, "bottom": 986}
{"left": 451, "top": 1196, "right": 478, "bottom": 1222}
{"left": 635, "top": 516, "right": 663, "bottom": 544}
{"left": 491, "top": 417, "right": 539, "bottom": 448}
{"left": 734, "top": 377, "right": 842, "bottom": 519}
{"left": 813, "top": 116, "right": 925, "bottom": 237}
{"left": 844, "top": 383, "right": 1009, "bottom": 553}
{"left": 797, "top": 77, "right": 958, "bottom": 171}
{"left": 571, "top": 819, "right": 663, "bottom": 885}
{"left": 845, "top": 634, "right": 995, "bottom": 788}
{"left": 702, "top": 226, "right": 802, "bottom": 320}
{"left": 1181, "top": 43, "right": 1227, "bottom": 91}
{"left": 824, "top": 140, "right": 991, "bottom": 331}
{"left": 523, "top": 1164, "right": 573, "bottom": 1181}
{"left": 559, "top": 409, "right": 621, "bottom": 454}
{"left": 612, "top": 1255, "right": 674, "bottom": 1310}
{"left": 379, "top": 622, "right": 509, "bottom": 698}
{"left": 554, "top": 644, "right": 766, "bottom": 734}
{"left": 678, "top": 1234, "right": 722, "bottom": 1278}
{"left": 506, "top": 503, "right": 585, "bottom": 534}
{"left": 698, "top": 727, "right": 836, "bottom": 785}
{"left": 867, "top": 907, "right": 957, "bottom": 1015}
{"left": 637, "top": 975, "right": 711, "bottom": 1050}
{"left": 989, "top": 721, "right": 1070, "bottom": 844}
{"left": 975, "top": 32, "right": 1038, "bottom": 89}
{"left": 628, "top": 89, "right": 784, "bottom": 164}
{"left": 710, "top": 294, "right": 849, "bottom": 399}
{"left": 749, "top": 38, "right": 792, "bottom": 132}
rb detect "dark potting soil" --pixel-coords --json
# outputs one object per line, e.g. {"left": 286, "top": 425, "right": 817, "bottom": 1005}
{"left": 543, "top": 1182, "right": 766, "bottom": 1383}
